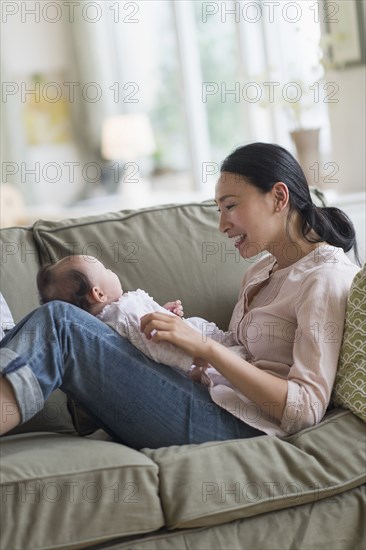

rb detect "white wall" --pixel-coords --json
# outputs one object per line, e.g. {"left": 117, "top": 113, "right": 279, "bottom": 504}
{"left": 326, "top": 65, "right": 366, "bottom": 194}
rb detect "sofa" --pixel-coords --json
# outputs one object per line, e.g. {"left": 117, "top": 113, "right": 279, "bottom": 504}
{"left": 0, "top": 196, "right": 365, "bottom": 550}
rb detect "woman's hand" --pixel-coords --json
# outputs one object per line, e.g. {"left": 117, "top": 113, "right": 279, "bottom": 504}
{"left": 163, "top": 300, "right": 184, "bottom": 317}
{"left": 140, "top": 312, "right": 209, "bottom": 359}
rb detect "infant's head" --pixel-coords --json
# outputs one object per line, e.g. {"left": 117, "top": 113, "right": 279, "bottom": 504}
{"left": 37, "top": 255, "right": 123, "bottom": 315}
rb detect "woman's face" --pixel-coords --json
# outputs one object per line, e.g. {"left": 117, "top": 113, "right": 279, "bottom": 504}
{"left": 215, "top": 172, "right": 282, "bottom": 258}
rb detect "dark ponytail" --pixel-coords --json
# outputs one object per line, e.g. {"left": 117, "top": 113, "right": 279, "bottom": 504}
{"left": 221, "top": 143, "right": 361, "bottom": 265}
{"left": 301, "top": 203, "right": 360, "bottom": 263}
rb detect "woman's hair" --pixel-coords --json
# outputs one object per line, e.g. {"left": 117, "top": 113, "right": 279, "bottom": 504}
{"left": 221, "top": 142, "right": 360, "bottom": 265}
{"left": 37, "top": 263, "right": 94, "bottom": 313}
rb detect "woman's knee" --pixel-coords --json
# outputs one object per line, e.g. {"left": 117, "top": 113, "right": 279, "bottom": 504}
{"left": 41, "top": 300, "right": 79, "bottom": 316}
{"left": 25, "top": 302, "right": 95, "bottom": 343}
{"left": 41, "top": 301, "right": 120, "bottom": 343}
{"left": 40, "top": 301, "right": 94, "bottom": 325}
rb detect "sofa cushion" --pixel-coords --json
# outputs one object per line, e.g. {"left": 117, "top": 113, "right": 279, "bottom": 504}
{"left": 142, "top": 409, "right": 366, "bottom": 529}
{"left": 32, "top": 192, "right": 325, "bottom": 328}
{"left": 98, "top": 485, "right": 365, "bottom": 550}
{"left": 32, "top": 202, "right": 256, "bottom": 330}
{"left": 332, "top": 264, "right": 366, "bottom": 421}
{"left": 0, "top": 226, "right": 40, "bottom": 322}
{"left": 0, "top": 432, "right": 164, "bottom": 550}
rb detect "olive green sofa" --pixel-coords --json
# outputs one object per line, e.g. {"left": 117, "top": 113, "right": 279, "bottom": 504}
{"left": 0, "top": 199, "right": 365, "bottom": 550}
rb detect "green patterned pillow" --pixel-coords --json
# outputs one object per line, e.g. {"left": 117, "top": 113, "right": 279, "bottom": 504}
{"left": 332, "top": 264, "right": 366, "bottom": 421}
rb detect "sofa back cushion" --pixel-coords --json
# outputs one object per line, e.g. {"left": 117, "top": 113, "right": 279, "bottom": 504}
{"left": 33, "top": 202, "right": 250, "bottom": 329}
{"left": 0, "top": 227, "right": 40, "bottom": 322}
{"left": 332, "top": 264, "right": 366, "bottom": 421}
{"left": 1, "top": 189, "right": 327, "bottom": 328}
{"left": 0, "top": 227, "right": 79, "bottom": 436}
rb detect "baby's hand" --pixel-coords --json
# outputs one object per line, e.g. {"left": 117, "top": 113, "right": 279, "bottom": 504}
{"left": 163, "top": 300, "right": 184, "bottom": 317}
{"left": 189, "top": 362, "right": 211, "bottom": 386}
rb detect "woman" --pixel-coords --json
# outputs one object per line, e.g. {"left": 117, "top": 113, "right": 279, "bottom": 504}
{"left": 0, "top": 143, "right": 360, "bottom": 446}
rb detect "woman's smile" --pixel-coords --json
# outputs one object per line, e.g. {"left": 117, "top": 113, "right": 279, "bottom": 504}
{"left": 232, "top": 234, "right": 247, "bottom": 248}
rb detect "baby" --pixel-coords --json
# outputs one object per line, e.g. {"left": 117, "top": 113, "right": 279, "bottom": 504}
{"left": 37, "top": 255, "right": 234, "bottom": 374}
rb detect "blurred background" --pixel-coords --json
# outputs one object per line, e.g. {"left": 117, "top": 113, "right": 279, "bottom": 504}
{"left": 1, "top": 0, "right": 365, "bottom": 247}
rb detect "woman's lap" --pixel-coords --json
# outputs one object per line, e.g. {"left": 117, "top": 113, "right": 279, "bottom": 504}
{"left": 0, "top": 301, "right": 264, "bottom": 448}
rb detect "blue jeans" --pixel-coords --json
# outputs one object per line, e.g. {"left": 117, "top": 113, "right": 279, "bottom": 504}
{"left": 0, "top": 302, "right": 265, "bottom": 448}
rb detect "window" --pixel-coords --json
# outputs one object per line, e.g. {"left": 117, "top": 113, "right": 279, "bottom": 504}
{"left": 98, "top": 1, "right": 330, "bottom": 193}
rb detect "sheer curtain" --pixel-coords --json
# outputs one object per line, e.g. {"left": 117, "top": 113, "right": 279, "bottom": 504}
{"left": 64, "top": 3, "right": 123, "bottom": 196}
{"left": 68, "top": 0, "right": 330, "bottom": 195}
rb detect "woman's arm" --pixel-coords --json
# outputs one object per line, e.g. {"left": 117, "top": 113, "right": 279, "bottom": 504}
{"left": 140, "top": 312, "right": 287, "bottom": 422}
{"left": 203, "top": 340, "right": 288, "bottom": 421}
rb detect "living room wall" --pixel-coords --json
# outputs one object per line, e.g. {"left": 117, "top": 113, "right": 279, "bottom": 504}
{"left": 327, "top": 65, "right": 366, "bottom": 193}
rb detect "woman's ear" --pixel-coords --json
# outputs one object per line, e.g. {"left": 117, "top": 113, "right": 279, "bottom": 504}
{"left": 272, "top": 182, "right": 289, "bottom": 211}
{"left": 90, "top": 286, "right": 107, "bottom": 304}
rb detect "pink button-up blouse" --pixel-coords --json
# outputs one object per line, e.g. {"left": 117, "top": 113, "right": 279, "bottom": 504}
{"left": 206, "top": 245, "right": 359, "bottom": 436}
